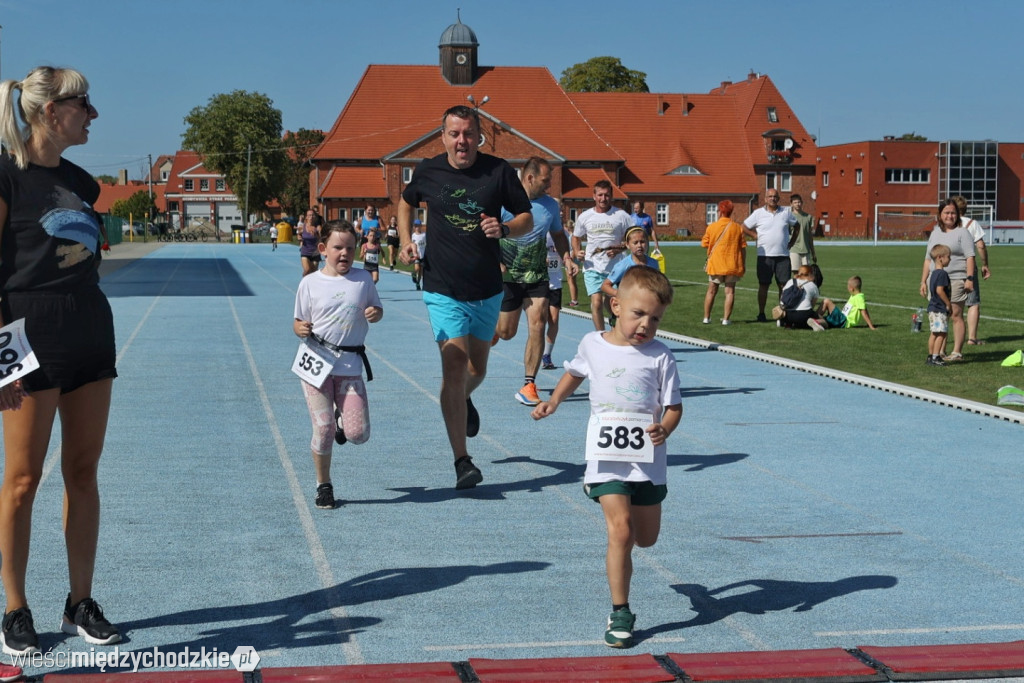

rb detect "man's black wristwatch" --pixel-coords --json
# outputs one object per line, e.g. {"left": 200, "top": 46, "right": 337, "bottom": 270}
{"left": 499, "top": 223, "right": 510, "bottom": 238}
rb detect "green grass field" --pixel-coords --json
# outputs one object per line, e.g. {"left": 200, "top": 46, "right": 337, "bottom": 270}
{"left": 622, "top": 244, "right": 1023, "bottom": 409}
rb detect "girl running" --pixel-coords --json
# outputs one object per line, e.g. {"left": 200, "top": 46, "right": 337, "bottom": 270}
{"left": 360, "top": 229, "right": 382, "bottom": 284}
{"left": 293, "top": 220, "right": 383, "bottom": 509}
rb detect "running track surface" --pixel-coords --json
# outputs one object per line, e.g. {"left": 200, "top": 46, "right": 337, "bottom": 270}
{"left": 6, "top": 241, "right": 1021, "bottom": 682}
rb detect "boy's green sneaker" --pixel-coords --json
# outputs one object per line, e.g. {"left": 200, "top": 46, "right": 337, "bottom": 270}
{"left": 604, "top": 607, "right": 635, "bottom": 648}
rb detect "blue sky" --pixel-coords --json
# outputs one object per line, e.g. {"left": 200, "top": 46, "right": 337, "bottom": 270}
{"left": 2, "top": 0, "right": 1021, "bottom": 178}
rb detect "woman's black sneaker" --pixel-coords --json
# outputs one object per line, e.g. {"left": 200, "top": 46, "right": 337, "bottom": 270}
{"left": 62, "top": 595, "right": 121, "bottom": 645}
{"left": 1, "top": 607, "right": 39, "bottom": 655}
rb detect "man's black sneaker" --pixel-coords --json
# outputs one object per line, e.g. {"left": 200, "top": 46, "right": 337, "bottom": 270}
{"left": 1, "top": 607, "right": 39, "bottom": 656}
{"left": 454, "top": 455, "right": 483, "bottom": 490}
{"left": 61, "top": 595, "right": 121, "bottom": 645}
{"left": 466, "top": 397, "right": 480, "bottom": 437}
{"left": 334, "top": 409, "right": 347, "bottom": 445}
{"left": 315, "top": 483, "right": 336, "bottom": 509}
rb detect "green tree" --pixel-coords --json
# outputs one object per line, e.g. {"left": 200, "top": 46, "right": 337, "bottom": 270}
{"left": 95, "top": 174, "right": 117, "bottom": 184}
{"left": 110, "top": 190, "right": 157, "bottom": 222}
{"left": 559, "top": 56, "right": 649, "bottom": 93}
{"left": 899, "top": 132, "right": 928, "bottom": 141}
{"left": 279, "top": 128, "right": 325, "bottom": 217}
{"left": 181, "top": 90, "right": 288, "bottom": 222}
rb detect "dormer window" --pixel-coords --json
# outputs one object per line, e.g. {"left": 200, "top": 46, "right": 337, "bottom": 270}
{"left": 667, "top": 165, "right": 702, "bottom": 176}
{"left": 767, "top": 107, "right": 778, "bottom": 123}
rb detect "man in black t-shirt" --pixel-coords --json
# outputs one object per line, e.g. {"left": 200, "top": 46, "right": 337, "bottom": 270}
{"left": 398, "top": 105, "right": 532, "bottom": 489}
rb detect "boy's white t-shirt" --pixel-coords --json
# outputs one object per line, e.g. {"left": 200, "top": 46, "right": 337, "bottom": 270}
{"left": 565, "top": 331, "right": 681, "bottom": 485}
{"left": 411, "top": 231, "right": 427, "bottom": 257}
{"left": 294, "top": 269, "right": 382, "bottom": 376}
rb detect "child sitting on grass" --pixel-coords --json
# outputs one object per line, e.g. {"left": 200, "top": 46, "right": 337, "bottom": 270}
{"left": 817, "top": 276, "right": 877, "bottom": 330}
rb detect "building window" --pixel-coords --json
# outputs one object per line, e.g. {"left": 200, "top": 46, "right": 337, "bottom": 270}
{"left": 822, "top": 171, "right": 829, "bottom": 187}
{"left": 655, "top": 203, "right": 669, "bottom": 226}
{"left": 184, "top": 179, "right": 194, "bottom": 191}
{"left": 767, "top": 107, "right": 778, "bottom": 123}
{"left": 352, "top": 208, "right": 365, "bottom": 223}
{"left": 216, "top": 179, "right": 225, "bottom": 191}
{"left": 200, "top": 179, "right": 209, "bottom": 191}
{"left": 855, "top": 169, "right": 863, "bottom": 185}
{"left": 416, "top": 209, "right": 426, "bottom": 224}
{"left": 168, "top": 201, "right": 179, "bottom": 212}
{"left": 780, "top": 172, "right": 792, "bottom": 192}
{"left": 568, "top": 208, "right": 577, "bottom": 223}
{"left": 855, "top": 211, "right": 863, "bottom": 218}
{"left": 885, "top": 168, "right": 931, "bottom": 184}
{"left": 766, "top": 173, "right": 776, "bottom": 191}
{"left": 337, "top": 208, "right": 347, "bottom": 221}
{"left": 161, "top": 170, "right": 169, "bottom": 181}
{"left": 402, "top": 167, "right": 413, "bottom": 184}
{"left": 705, "top": 203, "right": 718, "bottom": 224}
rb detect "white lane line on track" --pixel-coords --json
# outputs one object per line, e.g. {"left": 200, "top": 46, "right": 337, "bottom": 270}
{"left": 816, "top": 623, "right": 1024, "bottom": 637}
{"left": 226, "top": 287, "right": 365, "bottom": 666}
{"left": 423, "top": 636, "right": 689, "bottom": 651}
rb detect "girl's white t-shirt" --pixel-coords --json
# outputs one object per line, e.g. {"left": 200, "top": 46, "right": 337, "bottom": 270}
{"left": 566, "top": 331, "right": 681, "bottom": 485}
{"left": 294, "top": 269, "right": 382, "bottom": 376}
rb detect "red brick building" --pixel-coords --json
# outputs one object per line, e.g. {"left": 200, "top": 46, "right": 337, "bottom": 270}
{"left": 310, "top": 17, "right": 817, "bottom": 238}
{"left": 815, "top": 139, "right": 1024, "bottom": 239}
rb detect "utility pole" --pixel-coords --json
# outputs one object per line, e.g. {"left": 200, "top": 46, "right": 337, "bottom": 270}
{"left": 245, "top": 144, "right": 252, "bottom": 233}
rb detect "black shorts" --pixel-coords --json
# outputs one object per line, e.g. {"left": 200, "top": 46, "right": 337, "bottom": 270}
{"left": 547, "top": 287, "right": 563, "bottom": 310}
{"left": 757, "top": 255, "right": 790, "bottom": 286}
{"left": 1, "top": 286, "right": 117, "bottom": 394}
{"left": 302, "top": 253, "right": 321, "bottom": 264}
{"left": 501, "top": 280, "right": 550, "bottom": 312}
{"left": 386, "top": 236, "right": 400, "bottom": 248}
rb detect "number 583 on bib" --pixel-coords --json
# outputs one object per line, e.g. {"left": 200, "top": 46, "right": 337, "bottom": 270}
{"left": 585, "top": 412, "right": 655, "bottom": 463}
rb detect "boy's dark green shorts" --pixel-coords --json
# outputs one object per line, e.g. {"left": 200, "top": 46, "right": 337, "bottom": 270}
{"left": 584, "top": 481, "right": 667, "bottom": 506}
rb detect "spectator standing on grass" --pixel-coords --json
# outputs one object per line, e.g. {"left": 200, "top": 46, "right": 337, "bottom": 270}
{"left": 952, "top": 196, "right": 991, "bottom": 346}
{"left": 743, "top": 189, "right": 797, "bottom": 322}
{"left": 397, "top": 105, "right": 532, "bottom": 490}
{"left": 701, "top": 200, "right": 746, "bottom": 325}
{"left": 573, "top": 180, "right": 631, "bottom": 331}
{"left": 0, "top": 65, "right": 121, "bottom": 664}
{"left": 925, "top": 244, "right": 952, "bottom": 366}
{"left": 787, "top": 194, "right": 816, "bottom": 274}
{"left": 919, "top": 199, "right": 974, "bottom": 362}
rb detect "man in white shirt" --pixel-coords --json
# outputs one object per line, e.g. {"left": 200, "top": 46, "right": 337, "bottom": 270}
{"left": 743, "top": 189, "right": 797, "bottom": 322}
{"left": 572, "top": 180, "right": 632, "bottom": 330}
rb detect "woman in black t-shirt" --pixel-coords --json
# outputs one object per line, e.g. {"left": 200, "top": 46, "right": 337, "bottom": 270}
{"left": 0, "top": 66, "right": 121, "bottom": 656}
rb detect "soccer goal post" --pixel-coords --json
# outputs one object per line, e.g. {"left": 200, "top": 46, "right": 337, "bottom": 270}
{"left": 873, "top": 204, "right": 993, "bottom": 245}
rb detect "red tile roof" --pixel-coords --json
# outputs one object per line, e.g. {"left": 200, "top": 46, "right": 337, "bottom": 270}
{"left": 561, "top": 168, "right": 624, "bottom": 199}
{"left": 567, "top": 91, "right": 758, "bottom": 195}
{"left": 317, "top": 166, "right": 389, "bottom": 199}
{"left": 714, "top": 75, "right": 817, "bottom": 167}
{"left": 317, "top": 65, "right": 620, "bottom": 162}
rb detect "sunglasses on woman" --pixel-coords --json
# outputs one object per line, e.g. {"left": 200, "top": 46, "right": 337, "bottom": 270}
{"left": 53, "top": 93, "right": 92, "bottom": 111}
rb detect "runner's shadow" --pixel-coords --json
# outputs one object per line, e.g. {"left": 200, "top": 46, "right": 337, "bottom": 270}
{"left": 59, "top": 561, "right": 550, "bottom": 672}
{"left": 679, "top": 386, "right": 764, "bottom": 398}
{"left": 640, "top": 575, "right": 897, "bottom": 640}
{"left": 346, "top": 455, "right": 585, "bottom": 504}
{"left": 667, "top": 453, "right": 748, "bottom": 471}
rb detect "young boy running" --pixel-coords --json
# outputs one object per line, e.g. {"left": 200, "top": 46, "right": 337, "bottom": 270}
{"left": 532, "top": 266, "right": 682, "bottom": 648}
